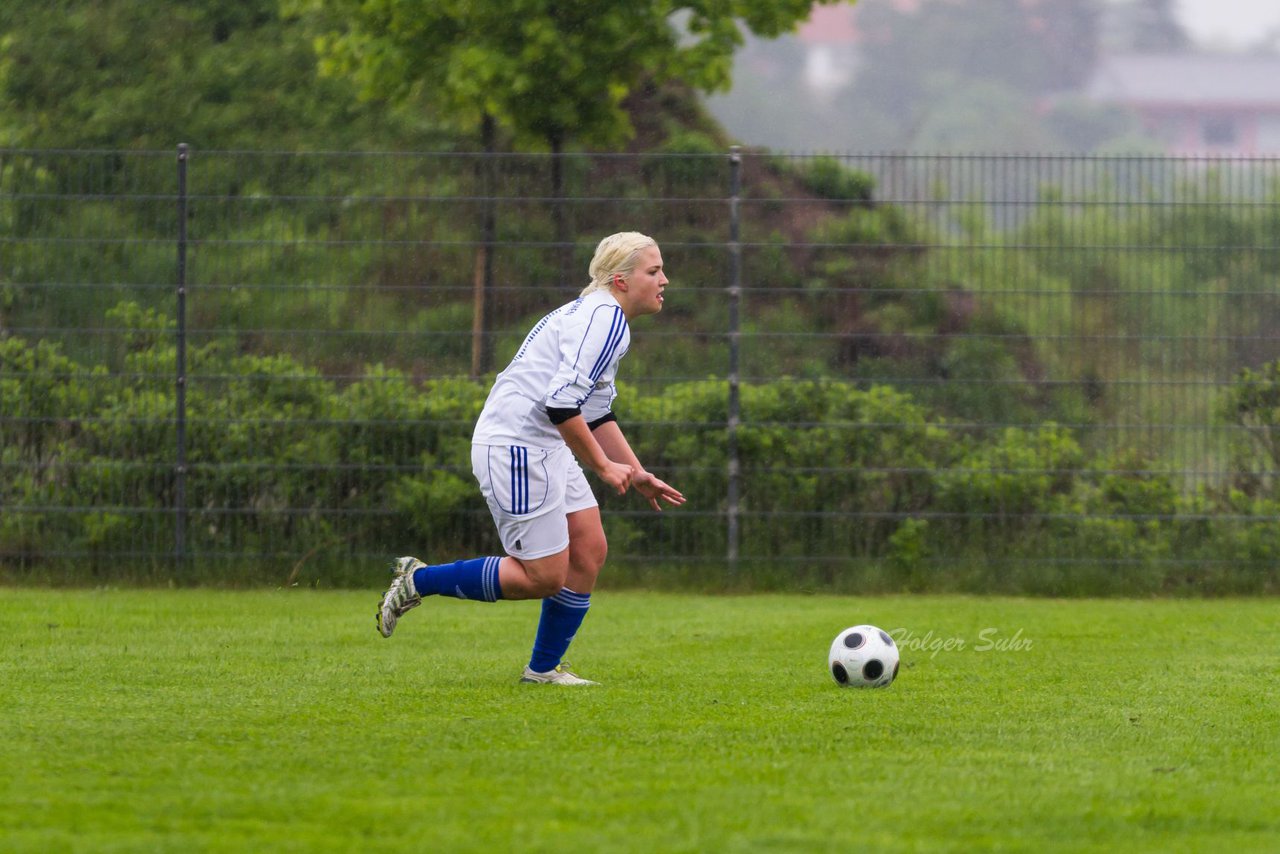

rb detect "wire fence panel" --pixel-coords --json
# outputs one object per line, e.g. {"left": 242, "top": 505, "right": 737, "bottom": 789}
{"left": 2, "top": 148, "right": 1278, "bottom": 592}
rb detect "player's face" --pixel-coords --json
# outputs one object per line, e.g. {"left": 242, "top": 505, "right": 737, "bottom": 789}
{"left": 618, "top": 245, "right": 667, "bottom": 319}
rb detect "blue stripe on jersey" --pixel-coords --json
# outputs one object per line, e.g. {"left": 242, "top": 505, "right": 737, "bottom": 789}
{"left": 512, "top": 307, "right": 562, "bottom": 362}
{"left": 588, "top": 307, "right": 626, "bottom": 383}
{"left": 548, "top": 380, "right": 585, "bottom": 406}
{"left": 590, "top": 308, "right": 625, "bottom": 381}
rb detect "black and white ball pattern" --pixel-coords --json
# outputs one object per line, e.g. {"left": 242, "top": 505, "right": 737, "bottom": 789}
{"left": 829, "top": 625, "right": 899, "bottom": 688}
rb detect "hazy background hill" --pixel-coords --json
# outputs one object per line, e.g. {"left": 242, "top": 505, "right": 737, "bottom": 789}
{"left": 704, "top": 0, "right": 1280, "bottom": 153}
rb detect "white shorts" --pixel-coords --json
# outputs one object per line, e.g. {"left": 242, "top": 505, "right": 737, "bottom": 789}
{"left": 471, "top": 443, "right": 598, "bottom": 560}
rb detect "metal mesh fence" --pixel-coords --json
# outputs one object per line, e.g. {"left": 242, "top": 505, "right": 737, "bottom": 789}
{"left": 3, "top": 148, "right": 1279, "bottom": 590}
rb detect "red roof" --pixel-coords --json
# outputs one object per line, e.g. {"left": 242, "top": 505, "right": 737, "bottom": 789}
{"left": 796, "top": 1, "right": 929, "bottom": 46}
{"left": 797, "top": 4, "right": 860, "bottom": 45}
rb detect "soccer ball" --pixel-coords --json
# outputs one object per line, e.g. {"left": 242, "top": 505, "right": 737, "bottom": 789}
{"left": 829, "top": 625, "right": 899, "bottom": 688}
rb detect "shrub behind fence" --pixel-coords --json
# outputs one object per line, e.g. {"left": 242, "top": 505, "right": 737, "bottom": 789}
{"left": 2, "top": 147, "right": 1279, "bottom": 593}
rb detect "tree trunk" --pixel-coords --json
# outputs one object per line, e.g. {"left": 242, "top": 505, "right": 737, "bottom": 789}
{"left": 550, "top": 130, "right": 572, "bottom": 289}
{"left": 471, "top": 113, "right": 496, "bottom": 379}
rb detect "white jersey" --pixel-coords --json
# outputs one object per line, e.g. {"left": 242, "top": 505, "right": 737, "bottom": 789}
{"left": 472, "top": 290, "right": 629, "bottom": 449}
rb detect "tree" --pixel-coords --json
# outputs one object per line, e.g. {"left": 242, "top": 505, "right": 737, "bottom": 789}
{"left": 291, "top": 0, "right": 838, "bottom": 152}
{"left": 0, "top": 0, "right": 457, "bottom": 353}
{"left": 290, "top": 0, "right": 839, "bottom": 367}
{"left": 0, "top": 0, "right": 427, "bottom": 151}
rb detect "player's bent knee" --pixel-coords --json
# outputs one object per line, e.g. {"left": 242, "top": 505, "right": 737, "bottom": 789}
{"left": 567, "top": 508, "right": 607, "bottom": 572}
{"left": 528, "top": 573, "right": 566, "bottom": 598}
{"left": 518, "top": 552, "right": 570, "bottom": 598}
{"left": 571, "top": 540, "right": 607, "bottom": 575}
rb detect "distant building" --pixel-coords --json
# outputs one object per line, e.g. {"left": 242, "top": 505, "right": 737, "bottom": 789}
{"left": 795, "top": 3, "right": 862, "bottom": 97}
{"left": 791, "top": 1, "right": 921, "bottom": 98}
{"left": 1085, "top": 53, "right": 1280, "bottom": 154}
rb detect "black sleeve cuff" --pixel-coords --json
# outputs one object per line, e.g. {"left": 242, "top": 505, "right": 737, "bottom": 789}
{"left": 587, "top": 412, "right": 618, "bottom": 431}
{"left": 546, "top": 406, "right": 582, "bottom": 425}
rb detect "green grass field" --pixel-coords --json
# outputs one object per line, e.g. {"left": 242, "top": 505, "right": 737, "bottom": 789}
{"left": 2, "top": 589, "right": 1277, "bottom": 853}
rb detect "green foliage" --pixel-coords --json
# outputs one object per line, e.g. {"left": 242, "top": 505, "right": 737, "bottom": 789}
{"left": 0, "top": 337, "right": 105, "bottom": 457}
{"left": 644, "top": 128, "right": 725, "bottom": 192}
{"left": 6, "top": 305, "right": 1280, "bottom": 593}
{"left": 0, "top": 0, "right": 434, "bottom": 151}
{"left": 291, "top": 0, "right": 838, "bottom": 150}
{"left": 3, "top": 6, "right": 1278, "bottom": 595}
{"left": 1201, "top": 491, "right": 1280, "bottom": 591}
{"left": 930, "top": 336, "right": 1039, "bottom": 425}
{"left": 938, "top": 423, "right": 1083, "bottom": 523}
{"left": 0, "top": 309, "right": 492, "bottom": 573}
{"left": 1220, "top": 358, "right": 1280, "bottom": 495}
{"left": 812, "top": 200, "right": 919, "bottom": 249}
{"left": 794, "top": 157, "right": 875, "bottom": 204}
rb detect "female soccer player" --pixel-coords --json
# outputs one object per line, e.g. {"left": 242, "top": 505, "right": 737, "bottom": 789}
{"left": 376, "top": 231, "right": 684, "bottom": 684}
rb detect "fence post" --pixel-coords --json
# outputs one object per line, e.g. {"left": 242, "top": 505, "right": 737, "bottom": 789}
{"left": 175, "top": 144, "right": 189, "bottom": 567}
{"left": 727, "top": 147, "right": 742, "bottom": 572}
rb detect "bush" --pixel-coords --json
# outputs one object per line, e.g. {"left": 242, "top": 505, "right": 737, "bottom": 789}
{"left": 797, "top": 156, "right": 875, "bottom": 205}
{"left": 5, "top": 301, "right": 1280, "bottom": 594}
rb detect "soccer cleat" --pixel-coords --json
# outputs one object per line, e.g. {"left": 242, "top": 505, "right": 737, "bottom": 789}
{"left": 519, "top": 662, "right": 599, "bottom": 685}
{"left": 375, "top": 556, "right": 425, "bottom": 638}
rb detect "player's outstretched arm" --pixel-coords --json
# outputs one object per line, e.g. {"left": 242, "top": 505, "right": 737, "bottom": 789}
{"left": 554, "top": 414, "right": 633, "bottom": 495}
{"left": 591, "top": 419, "right": 685, "bottom": 511}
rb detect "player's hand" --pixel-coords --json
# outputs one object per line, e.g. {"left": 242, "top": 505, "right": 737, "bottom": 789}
{"left": 598, "top": 460, "right": 634, "bottom": 495}
{"left": 632, "top": 470, "right": 685, "bottom": 511}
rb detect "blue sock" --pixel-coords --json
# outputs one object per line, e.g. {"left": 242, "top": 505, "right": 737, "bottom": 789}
{"left": 528, "top": 588, "right": 591, "bottom": 673}
{"left": 412, "top": 557, "right": 503, "bottom": 602}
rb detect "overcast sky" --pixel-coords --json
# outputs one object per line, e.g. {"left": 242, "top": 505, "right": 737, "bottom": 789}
{"left": 1177, "top": 0, "right": 1280, "bottom": 48}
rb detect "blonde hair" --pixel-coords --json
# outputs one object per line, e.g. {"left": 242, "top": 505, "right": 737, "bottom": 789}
{"left": 581, "top": 231, "right": 657, "bottom": 297}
